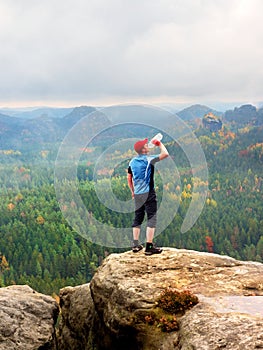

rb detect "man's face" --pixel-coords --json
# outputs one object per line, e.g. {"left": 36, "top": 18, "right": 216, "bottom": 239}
{"left": 141, "top": 144, "right": 149, "bottom": 154}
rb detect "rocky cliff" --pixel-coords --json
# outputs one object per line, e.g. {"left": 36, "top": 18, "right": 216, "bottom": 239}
{"left": 1, "top": 249, "right": 262, "bottom": 349}
{"left": 0, "top": 285, "right": 59, "bottom": 349}
{"left": 57, "top": 248, "right": 263, "bottom": 350}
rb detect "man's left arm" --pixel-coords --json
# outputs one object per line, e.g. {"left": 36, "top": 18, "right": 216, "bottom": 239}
{"left": 127, "top": 170, "right": 135, "bottom": 199}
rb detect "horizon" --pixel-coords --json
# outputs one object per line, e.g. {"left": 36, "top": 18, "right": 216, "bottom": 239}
{"left": 1, "top": 98, "right": 262, "bottom": 113}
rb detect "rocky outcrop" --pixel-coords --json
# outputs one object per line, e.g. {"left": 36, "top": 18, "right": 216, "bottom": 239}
{"left": 1, "top": 249, "right": 262, "bottom": 349}
{"left": 202, "top": 112, "right": 222, "bottom": 131}
{"left": 224, "top": 104, "right": 258, "bottom": 125}
{"left": 58, "top": 248, "right": 263, "bottom": 350}
{"left": 57, "top": 284, "right": 97, "bottom": 350}
{"left": 0, "top": 285, "right": 59, "bottom": 350}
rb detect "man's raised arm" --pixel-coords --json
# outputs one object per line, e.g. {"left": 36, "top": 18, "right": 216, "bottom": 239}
{"left": 152, "top": 140, "right": 169, "bottom": 161}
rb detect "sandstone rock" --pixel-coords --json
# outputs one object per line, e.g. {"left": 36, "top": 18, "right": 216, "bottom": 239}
{"left": 57, "top": 284, "right": 97, "bottom": 350}
{"left": 179, "top": 302, "right": 263, "bottom": 350}
{"left": 0, "top": 285, "right": 59, "bottom": 350}
{"left": 58, "top": 248, "right": 263, "bottom": 349}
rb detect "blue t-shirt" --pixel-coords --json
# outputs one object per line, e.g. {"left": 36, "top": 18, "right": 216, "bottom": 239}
{"left": 128, "top": 154, "right": 160, "bottom": 194}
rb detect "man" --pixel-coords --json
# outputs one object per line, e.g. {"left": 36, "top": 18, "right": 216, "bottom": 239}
{"left": 127, "top": 137, "right": 169, "bottom": 255}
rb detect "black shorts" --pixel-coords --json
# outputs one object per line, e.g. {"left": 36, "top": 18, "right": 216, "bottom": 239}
{"left": 132, "top": 190, "right": 157, "bottom": 228}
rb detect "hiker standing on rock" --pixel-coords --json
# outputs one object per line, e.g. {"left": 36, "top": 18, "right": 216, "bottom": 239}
{"left": 127, "top": 137, "right": 169, "bottom": 255}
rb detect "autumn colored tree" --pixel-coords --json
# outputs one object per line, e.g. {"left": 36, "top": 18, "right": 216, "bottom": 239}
{"left": 205, "top": 236, "right": 214, "bottom": 253}
{"left": 0, "top": 254, "right": 9, "bottom": 273}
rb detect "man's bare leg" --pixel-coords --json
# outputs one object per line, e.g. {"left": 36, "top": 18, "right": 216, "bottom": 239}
{"left": 132, "top": 226, "right": 143, "bottom": 252}
{"left": 146, "top": 226, "right": 155, "bottom": 243}
{"left": 133, "top": 226, "right": 141, "bottom": 241}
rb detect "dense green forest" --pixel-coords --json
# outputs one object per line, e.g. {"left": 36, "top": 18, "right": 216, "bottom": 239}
{"left": 0, "top": 124, "right": 262, "bottom": 295}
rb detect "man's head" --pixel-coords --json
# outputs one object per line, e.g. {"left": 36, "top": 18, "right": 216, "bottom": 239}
{"left": 134, "top": 138, "right": 149, "bottom": 154}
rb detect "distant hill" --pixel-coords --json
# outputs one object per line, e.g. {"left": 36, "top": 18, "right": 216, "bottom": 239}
{"left": 177, "top": 104, "right": 223, "bottom": 121}
{"left": 224, "top": 104, "right": 256, "bottom": 124}
{"left": 0, "top": 113, "right": 24, "bottom": 128}
{"left": 258, "top": 107, "right": 263, "bottom": 125}
{"left": 0, "top": 113, "right": 26, "bottom": 148}
{"left": 61, "top": 106, "right": 97, "bottom": 129}
{"left": 0, "top": 106, "right": 99, "bottom": 149}
{"left": 0, "top": 107, "right": 73, "bottom": 119}
{"left": 224, "top": 104, "right": 263, "bottom": 126}
{"left": 1, "top": 103, "right": 263, "bottom": 150}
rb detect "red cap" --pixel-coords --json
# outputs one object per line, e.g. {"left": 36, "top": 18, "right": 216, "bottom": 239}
{"left": 134, "top": 138, "right": 148, "bottom": 153}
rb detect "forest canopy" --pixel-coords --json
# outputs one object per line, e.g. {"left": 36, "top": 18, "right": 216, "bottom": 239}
{"left": 0, "top": 121, "right": 262, "bottom": 295}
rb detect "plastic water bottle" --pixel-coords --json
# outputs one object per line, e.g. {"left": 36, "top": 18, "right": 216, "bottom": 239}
{"left": 148, "top": 133, "right": 163, "bottom": 148}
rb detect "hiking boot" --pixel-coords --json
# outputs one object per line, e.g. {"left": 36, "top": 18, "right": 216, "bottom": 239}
{"left": 145, "top": 244, "right": 163, "bottom": 256}
{"left": 132, "top": 244, "right": 144, "bottom": 253}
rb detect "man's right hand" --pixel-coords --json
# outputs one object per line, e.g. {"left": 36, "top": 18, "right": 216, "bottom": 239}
{"left": 152, "top": 139, "right": 161, "bottom": 146}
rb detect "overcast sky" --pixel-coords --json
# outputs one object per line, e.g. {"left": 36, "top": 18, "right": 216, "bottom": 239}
{"left": 0, "top": 0, "right": 263, "bottom": 108}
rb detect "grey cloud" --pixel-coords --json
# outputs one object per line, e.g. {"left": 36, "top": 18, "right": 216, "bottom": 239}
{"left": 0, "top": 0, "right": 263, "bottom": 105}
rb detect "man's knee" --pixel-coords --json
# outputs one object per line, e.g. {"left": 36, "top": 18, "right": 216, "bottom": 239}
{"left": 147, "top": 213, "right": 157, "bottom": 228}
{"left": 133, "top": 212, "right": 145, "bottom": 227}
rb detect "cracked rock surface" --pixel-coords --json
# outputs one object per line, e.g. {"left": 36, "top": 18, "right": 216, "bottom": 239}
{"left": 0, "top": 285, "right": 59, "bottom": 350}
